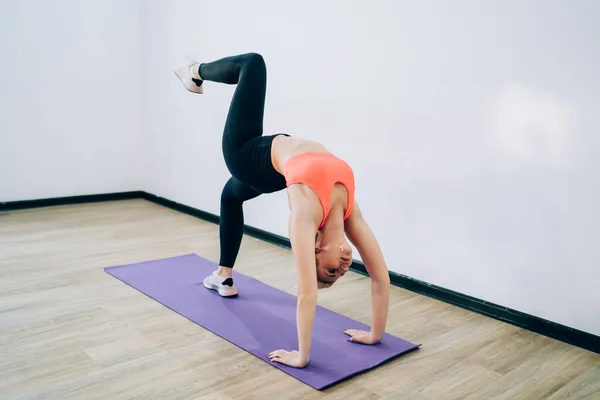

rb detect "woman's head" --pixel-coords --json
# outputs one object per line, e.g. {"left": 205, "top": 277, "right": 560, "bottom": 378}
{"left": 314, "top": 230, "right": 352, "bottom": 288}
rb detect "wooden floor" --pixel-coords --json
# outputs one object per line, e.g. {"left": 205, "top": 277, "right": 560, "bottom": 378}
{"left": 1, "top": 199, "right": 599, "bottom": 400}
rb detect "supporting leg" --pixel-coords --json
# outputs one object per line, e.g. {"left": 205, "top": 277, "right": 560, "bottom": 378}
{"left": 203, "top": 177, "right": 261, "bottom": 297}
{"left": 218, "top": 177, "right": 262, "bottom": 269}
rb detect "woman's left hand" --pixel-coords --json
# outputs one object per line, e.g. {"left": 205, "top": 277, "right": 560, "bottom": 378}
{"left": 344, "top": 329, "right": 381, "bottom": 344}
{"left": 268, "top": 349, "right": 309, "bottom": 368}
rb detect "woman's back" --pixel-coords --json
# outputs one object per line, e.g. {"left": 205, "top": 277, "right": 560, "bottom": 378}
{"left": 270, "top": 134, "right": 330, "bottom": 174}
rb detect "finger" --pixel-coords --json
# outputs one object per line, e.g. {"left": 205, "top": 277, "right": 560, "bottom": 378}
{"left": 348, "top": 335, "right": 367, "bottom": 343}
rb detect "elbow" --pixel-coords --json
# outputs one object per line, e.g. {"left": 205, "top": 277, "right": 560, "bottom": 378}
{"left": 372, "top": 273, "right": 390, "bottom": 286}
{"left": 297, "top": 289, "right": 318, "bottom": 303}
{"left": 383, "top": 273, "right": 391, "bottom": 285}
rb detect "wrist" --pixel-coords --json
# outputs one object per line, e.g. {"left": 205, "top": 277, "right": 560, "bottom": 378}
{"left": 297, "top": 352, "right": 310, "bottom": 366}
{"left": 369, "top": 331, "right": 383, "bottom": 343}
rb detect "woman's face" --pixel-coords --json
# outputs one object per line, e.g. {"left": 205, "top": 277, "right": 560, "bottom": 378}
{"left": 315, "top": 240, "right": 352, "bottom": 288}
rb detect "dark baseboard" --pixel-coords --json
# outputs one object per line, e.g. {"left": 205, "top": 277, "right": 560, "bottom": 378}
{"left": 141, "top": 192, "right": 220, "bottom": 225}
{"left": 3, "top": 190, "right": 599, "bottom": 355}
{"left": 141, "top": 192, "right": 293, "bottom": 249}
{"left": 348, "top": 263, "right": 600, "bottom": 354}
{"left": 0, "top": 191, "right": 144, "bottom": 211}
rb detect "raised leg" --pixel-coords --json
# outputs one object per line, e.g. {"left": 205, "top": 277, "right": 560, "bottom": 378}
{"left": 176, "top": 52, "right": 270, "bottom": 181}
{"left": 196, "top": 53, "right": 267, "bottom": 152}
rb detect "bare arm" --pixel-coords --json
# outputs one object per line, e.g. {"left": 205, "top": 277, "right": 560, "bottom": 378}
{"left": 288, "top": 202, "right": 319, "bottom": 365}
{"left": 345, "top": 203, "right": 390, "bottom": 341}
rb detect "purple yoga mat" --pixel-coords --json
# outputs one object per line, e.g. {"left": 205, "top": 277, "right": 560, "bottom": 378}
{"left": 104, "top": 253, "right": 420, "bottom": 390}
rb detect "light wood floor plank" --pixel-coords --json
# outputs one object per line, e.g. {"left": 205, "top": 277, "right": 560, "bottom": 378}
{"left": 1, "top": 199, "right": 598, "bottom": 399}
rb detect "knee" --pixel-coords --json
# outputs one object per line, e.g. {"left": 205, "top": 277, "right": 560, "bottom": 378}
{"left": 220, "top": 184, "right": 240, "bottom": 207}
{"left": 220, "top": 179, "right": 247, "bottom": 208}
{"left": 244, "top": 52, "right": 265, "bottom": 68}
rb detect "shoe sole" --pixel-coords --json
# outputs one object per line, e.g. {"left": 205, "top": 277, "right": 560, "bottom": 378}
{"left": 203, "top": 281, "right": 239, "bottom": 297}
{"left": 173, "top": 70, "right": 204, "bottom": 94}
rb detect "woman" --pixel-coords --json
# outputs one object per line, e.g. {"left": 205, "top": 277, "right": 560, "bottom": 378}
{"left": 174, "top": 53, "right": 390, "bottom": 368}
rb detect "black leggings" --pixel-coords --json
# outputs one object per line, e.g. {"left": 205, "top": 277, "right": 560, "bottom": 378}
{"left": 198, "top": 53, "right": 288, "bottom": 268}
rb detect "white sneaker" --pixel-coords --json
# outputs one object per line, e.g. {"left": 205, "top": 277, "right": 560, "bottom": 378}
{"left": 174, "top": 56, "right": 204, "bottom": 94}
{"left": 203, "top": 271, "right": 239, "bottom": 297}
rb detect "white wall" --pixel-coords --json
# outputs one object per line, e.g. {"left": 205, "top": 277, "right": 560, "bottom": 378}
{"left": 0, "top": 0, "right": 144, "bottom": 202}
{"left": 141, "top": 0, "right": 600, "bottom": 336}
{"left": 4, "top": 1, "right": 597, "bottom": 337}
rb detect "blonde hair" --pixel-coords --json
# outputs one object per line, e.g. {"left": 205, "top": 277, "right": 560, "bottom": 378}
{"left": 289, "top": 259, "right": 333, "bottom": 294}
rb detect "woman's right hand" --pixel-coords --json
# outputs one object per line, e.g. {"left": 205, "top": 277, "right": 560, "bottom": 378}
{"left": 268, "top": 349, "right": 309, "bottom": 368}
